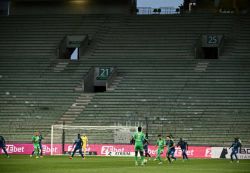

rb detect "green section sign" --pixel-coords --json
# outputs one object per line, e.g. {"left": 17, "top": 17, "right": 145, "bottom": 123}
{"left": 96, "top": 67, "right": 112, "bottom": 80}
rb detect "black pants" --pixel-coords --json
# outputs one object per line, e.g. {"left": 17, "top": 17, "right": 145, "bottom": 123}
{"left": 230, "top": 149, "right": 238, "bottom": 161}
{"left": 145, "top": 151, "right": 151, "bottom": 157}
{"left": 182, "top": 149, "right": 188, "bottom": 159}
{"left": 71, "top": 147, "right": 84, "bottom": 158}
{"left": 0, "top": 146, "right": 9, "bottom": 156}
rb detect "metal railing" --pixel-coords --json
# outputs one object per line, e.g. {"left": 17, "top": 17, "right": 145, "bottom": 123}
{"left": 137, "top": 7, "right": 180, "bottom": 15}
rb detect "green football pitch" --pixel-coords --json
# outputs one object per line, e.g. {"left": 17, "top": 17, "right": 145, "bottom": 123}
{"left": 1, "top": 155, "right": 250, "bottom": 173}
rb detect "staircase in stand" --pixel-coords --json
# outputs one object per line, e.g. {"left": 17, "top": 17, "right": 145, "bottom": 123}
{"left": 194, "top": 62, "right": 209, "bottom": 72}
{"left": 75, "top": 83, "right": 84, "bottom": 92}
{"left": 106, "top": 76, "right": 124, "bottom": 91}
{"left": 53, "top": 61, "right": 69, "bottom": 72}
{"left": 56, "top": 93, "right": 94, "bottom": 124}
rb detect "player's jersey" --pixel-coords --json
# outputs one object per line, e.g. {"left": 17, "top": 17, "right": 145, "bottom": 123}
{"left": 156, "top": 139, "right": 165, "bottom": 149}
{"left": 74, "top": 138, "right": 83, "bottom": 148}
{"left": 133, "top": 132, "right": 145, "bottom": 146}
{"left": 143, "top": 138, "right": 149, "bottom": 150}
{"left": 0, "top": 136, "right": 5, "bottom": 146}
{"left": 166, "top": 139, "right": 175, "bottom": 150}
{"left": 39, "top": 135, "right": 44, "bottom": 144}
{"left": 81, "top": 136, "right": 88, "bottom": 146}
{"left": 32, "top": 136, "right": 39, "bottom": 145}
{"left": 178, "top": 140, "right": 187, "bottom": 150}
{"left": 231, "top": 141, "right": 240, "bottom": 151}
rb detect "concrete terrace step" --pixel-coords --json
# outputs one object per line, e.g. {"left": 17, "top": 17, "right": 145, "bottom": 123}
{"left": 55, "top": 93, "right": 95, "bottom": 125}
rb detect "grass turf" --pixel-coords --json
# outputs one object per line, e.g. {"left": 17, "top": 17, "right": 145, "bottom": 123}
{"left": 0, "top": 155, "right": 250, "bottom": 173}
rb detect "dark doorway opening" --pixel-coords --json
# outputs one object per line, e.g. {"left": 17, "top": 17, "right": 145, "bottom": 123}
{"left": 94, "top": 86, "right": 106, "bottom": 92}
{"left": 202, "top": 47, "right": 218, "bottom": 59}
{"left": 62, "top": 48, "right": 79, "bottom": 60}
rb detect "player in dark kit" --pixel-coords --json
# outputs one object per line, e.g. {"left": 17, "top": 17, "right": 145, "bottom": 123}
{"left": 166, "top": 135, "right": 176, "bottom": 163}
{"left": 177, "top": 138, "right": 188, "bottom": 160}
{"left": 143, "top": 133, "right": 151, "bottom": 161}
{"left": 69, "top": 134, "right": 84, "bottom": 159}
{"left": 0, "top": 135, "right": 10, "bottom": 158}
{"left": 38, "top": 132, "right": 44, "bottom": 157}
{"left": 229, "top": 138, "right": 241, "bottom": 163}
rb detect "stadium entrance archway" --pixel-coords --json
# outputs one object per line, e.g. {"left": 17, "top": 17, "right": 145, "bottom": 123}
{"left": 93, "top": 67, "right": 113, "bottom": 92}
{"left": 195, "top": 34, "right": 224, "bottom": 59}
{"left": 58, "top": 35, "right": 89, "bottom": 60}
{"left": 82, "top": 67, "right": 118, "bottom": 93}
{"left": 61, "top": 47, "right": 79, "bottom": 60}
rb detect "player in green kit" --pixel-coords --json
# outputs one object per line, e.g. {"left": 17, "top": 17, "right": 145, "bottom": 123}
{"left": 132, "top": 126, "right": 145, "bottom": 166}
{"left": 155, "top": 134, "right": 165, "bottom": 164}
{"left": 32, "top": 132, "right": 40, "bottom": 159}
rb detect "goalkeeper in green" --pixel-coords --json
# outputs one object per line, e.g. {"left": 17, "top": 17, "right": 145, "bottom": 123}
{"left": 32, "top": 132, "right": 40, "bottom": 159}
{"left": 132, "top": 126, "right": 145, "bottom": 166}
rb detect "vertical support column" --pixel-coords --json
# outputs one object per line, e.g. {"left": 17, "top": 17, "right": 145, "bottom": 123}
{"left": 7, "top": 0, "right": 10, "bottom": 15}
{"left": 51, "top": 125, "right": 54, "bottom": 156}
{"left": 130, "top": 0, "right": 137, "bottom": 14}
{"left": 233, "top": 0, "right": 239, "bottom": 14}
{"left": 62, "top": 121, "right": 65, "bottom": 155}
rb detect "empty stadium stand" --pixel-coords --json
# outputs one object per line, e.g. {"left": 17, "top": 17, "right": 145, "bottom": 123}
{"left": 0, "top": 13, "right": 250, "bottom": 147}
